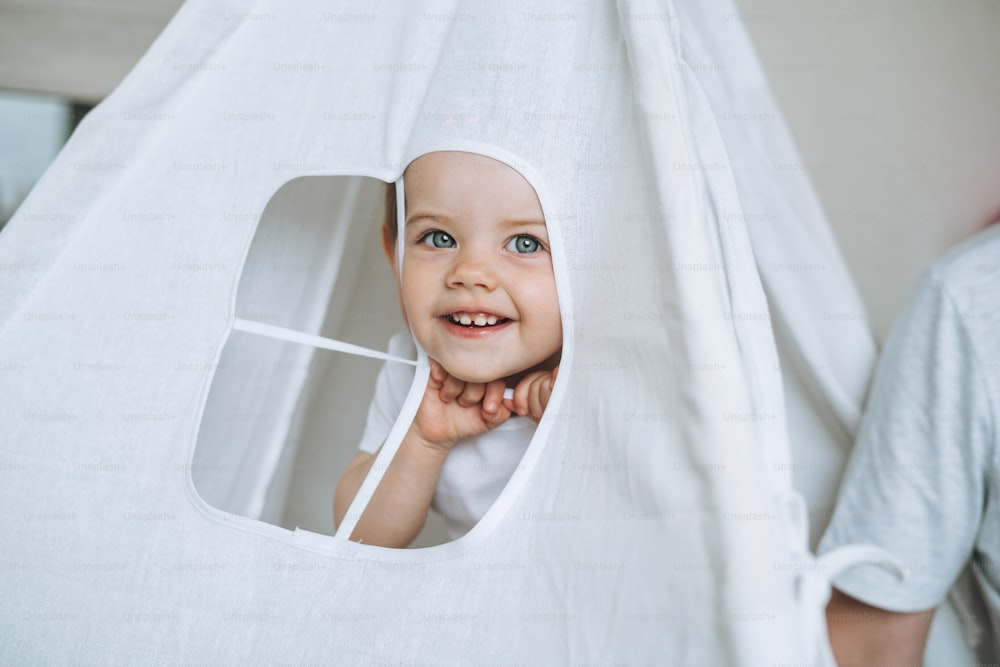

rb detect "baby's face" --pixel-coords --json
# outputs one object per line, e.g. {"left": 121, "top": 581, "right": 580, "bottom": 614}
{"left": 389, "top": 151, "right": 562, "bottom": 384}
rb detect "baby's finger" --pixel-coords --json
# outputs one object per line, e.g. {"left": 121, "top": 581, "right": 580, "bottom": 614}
{"left": 482, "top": 396, "right": 511, "bottom": 427}
{"left": 527, "top": 371, "right": 557, "bottom": 423}
{"left": 538, "top": 373, "right": 554, "bottom": 408}
{"left": 439, "top": 373, "right": 465, "bottom": 403}
{"left": 511, "top": 373, "right": 538, "bottom": 418}
{"left": 428, "top": 358, "right": 451, "bottom": 390}
{"left": 527, "top": 376, "right": 547, "bottom": 423}
{"left": 457, "top": 382, "right": 486, "bottom": 408}
{"left": 482, "top": 380, "right": 507, "bottom": 416}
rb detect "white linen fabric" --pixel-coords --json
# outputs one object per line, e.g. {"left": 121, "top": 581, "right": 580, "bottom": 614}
{"left": 0, "top": 0, "right": 943, "bottom": 663}
{"left": 820, "top": 224, "right": 1000, "bottom": 658}
{"left": 357, "top": 332, "right": 536, "bottom": 540}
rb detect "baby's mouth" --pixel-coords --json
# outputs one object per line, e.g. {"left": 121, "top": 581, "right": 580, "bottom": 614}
{"left": 443, "top": 312, "right": 511, "bottom": 328}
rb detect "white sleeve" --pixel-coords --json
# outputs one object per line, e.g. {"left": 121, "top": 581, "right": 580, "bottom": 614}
{"left": 356, "top": 332, "right": 417, "bottom": 455}
{"left": 818, "top": 269, "right": 994, "bottom": 612}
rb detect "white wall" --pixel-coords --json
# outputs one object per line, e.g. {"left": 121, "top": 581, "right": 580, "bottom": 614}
{"left": 735, "top": 0, "right": 1000, "bottom": 337}
{"left": 0, "top": 0, "right": 184, "bottom": 102}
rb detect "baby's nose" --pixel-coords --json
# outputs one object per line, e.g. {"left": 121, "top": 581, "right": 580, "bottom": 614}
{"left": 446, "top": 252, "right": 497, "bottom": 289}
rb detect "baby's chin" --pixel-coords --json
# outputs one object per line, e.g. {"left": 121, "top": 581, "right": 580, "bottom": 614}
{"left": 430, "top": 358, "right": 515, "bottom": 386}
{"left": 434, "top": 357, "right": 556, "bottom": 386}
{"left": 440, "top": 367, "right": 510, "bottom": 385}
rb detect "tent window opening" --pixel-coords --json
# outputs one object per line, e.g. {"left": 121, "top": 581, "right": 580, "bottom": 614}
{"left": 188, "top": 175, "right": 454, "bottom": 544}
{"left": 191, "top": 157, "right": 562, "bottom": 550}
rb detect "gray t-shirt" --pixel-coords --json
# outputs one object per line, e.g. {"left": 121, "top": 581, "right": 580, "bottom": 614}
{"left": 819, "top": 225, "right": 1000, "bottom": 639}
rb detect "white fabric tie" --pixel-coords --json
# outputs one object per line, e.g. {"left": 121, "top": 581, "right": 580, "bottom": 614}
{"left": 232, "top": 317, "right": 418, "bottom": 366}
{"left": 777, "top": 488, "right": 907, "bottom": 664}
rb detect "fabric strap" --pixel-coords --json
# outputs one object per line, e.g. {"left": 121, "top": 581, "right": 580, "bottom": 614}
{"left": 777, "top": 487, "right": 907, "bottom": 663}
{"left": 232, "top": 317, "right": 417, "bottom": 366}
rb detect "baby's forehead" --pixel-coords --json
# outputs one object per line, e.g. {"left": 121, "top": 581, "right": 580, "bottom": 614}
{"left": 403, "top": 152, "right": 545, "bottom": 226}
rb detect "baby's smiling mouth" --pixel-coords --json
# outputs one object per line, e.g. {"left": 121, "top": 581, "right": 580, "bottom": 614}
{"left": 442, "top": 311, "right": 511, "bottom": 328}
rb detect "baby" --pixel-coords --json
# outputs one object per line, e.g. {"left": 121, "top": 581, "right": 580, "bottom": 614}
{"left": 333, "top": 151, "right": 561, "bottom": 548}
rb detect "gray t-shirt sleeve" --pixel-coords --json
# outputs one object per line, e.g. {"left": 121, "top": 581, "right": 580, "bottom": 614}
{"left": 818, "top": 269, "right": 994, "bottom": 612}
{"left": 356, "top": 332, "right": 416, "bottom": 455}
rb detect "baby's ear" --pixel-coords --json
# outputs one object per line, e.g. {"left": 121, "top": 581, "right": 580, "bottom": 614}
{"left": 380, "top": 224, "right": 396, "bottom": 269}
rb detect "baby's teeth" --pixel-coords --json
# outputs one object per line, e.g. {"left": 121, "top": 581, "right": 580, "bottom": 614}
{"left": 450, "top": 312, "right": 502, "bottom": 327}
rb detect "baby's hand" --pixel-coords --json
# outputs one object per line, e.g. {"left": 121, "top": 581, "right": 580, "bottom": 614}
{"left": 505, "top": 366, "right": 558, "bottom": 424}
{"left": 411, "top": 359, "right": 513, "bottom": 451}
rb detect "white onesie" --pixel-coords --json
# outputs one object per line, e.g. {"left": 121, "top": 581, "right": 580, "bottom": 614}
{"left": 357, "top": 332, "right": 536, "bottom": 540}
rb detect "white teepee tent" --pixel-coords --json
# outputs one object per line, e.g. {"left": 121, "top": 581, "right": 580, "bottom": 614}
{"left": 1, "top": 0, "right": 962, "bottom": 663}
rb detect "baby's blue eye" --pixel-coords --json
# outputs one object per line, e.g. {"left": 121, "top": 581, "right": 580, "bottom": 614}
{"left": 506, "top": 235, "right": 541, "bottom": 254}
{"left": 421, "top": 231, "right": 455, "bottom": 248}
